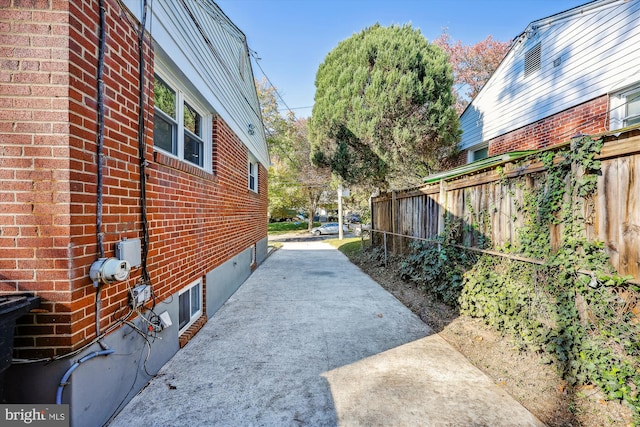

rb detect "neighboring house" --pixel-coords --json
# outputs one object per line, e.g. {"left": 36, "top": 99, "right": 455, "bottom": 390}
{"left": 0, "top": 1, "right": 268, "bottom": 425}
{"left": 458, "top": 0, "right": 640, "bottom": 163}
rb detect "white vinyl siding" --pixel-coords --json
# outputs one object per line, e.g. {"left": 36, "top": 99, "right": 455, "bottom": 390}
{"left": 460, "top": 0, "right": 640, "bottom": 150}
{"left": 123, "top": 0, "right": 269, "bottom": 168}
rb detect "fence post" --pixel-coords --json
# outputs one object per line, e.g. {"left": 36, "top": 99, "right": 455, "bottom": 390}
{"left": 383, "top": 231, "right": 388, "bottom": 267}
{"left": 437, "top": 179, "right": 447, "bottom": 252}
{"left": 392, "top": 190, "right": 399, "bottom": 255}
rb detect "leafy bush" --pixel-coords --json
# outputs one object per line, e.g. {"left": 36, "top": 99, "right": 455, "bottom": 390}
{"left": 399, "top": 217, "right": 477, "bottom": 305}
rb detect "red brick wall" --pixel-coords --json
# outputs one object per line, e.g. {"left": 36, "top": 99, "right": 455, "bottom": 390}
{"left": 0, "top": 0, "right": 73, "bottom": 357}
{"left": 441, "top": 149, "right": 468, "bottom": 170}
{"left": 1, "top": 0, "right": 268, "bottom": 358}
{"left": 488, "top": 96, "right": 609, "bottom": 157}
{"left": 148, "top": 117, "right": 268, "bottom": 301}
{"left": 66, "top": 0, "right": 152, "bottom": 352}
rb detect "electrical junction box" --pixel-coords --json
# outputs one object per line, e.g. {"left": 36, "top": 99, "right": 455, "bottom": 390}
{"left": 159, "top": 311, "right": 172, "bottom": 329}
{"left": 116, "top": 238, "right": 141, "bottom": 268}
{"left": 131, "top": 284, "right": 151, "bottom": 308}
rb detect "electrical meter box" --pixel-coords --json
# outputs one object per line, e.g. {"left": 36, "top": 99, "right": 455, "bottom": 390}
{"left": 116, "top": 238, "right": 141, "bottom": 268}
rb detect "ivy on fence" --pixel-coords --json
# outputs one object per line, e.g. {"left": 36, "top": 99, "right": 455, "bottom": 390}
{"left": 391, "top": 136, "right": 640, "bottom": 418}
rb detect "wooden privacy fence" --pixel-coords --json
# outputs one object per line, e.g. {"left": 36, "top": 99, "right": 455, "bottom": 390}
{"left": 371, "top": 129, "right": 640, "bottom": 282}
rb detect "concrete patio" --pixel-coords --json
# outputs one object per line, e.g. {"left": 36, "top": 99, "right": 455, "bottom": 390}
{"left": 108, "top": 240, "right": 544, "bottom": 426}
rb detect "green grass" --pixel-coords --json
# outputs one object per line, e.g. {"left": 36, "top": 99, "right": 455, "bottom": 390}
{"left": 268, "top": 241, "right": 283, "bottom": 250}
{"left": 267, "top": 221, "right": 319, "bottom": 235}
{"left": 324, "top": 237, "right": 363, "bottom": 257}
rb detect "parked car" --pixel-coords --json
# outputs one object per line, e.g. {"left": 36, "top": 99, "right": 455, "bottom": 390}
{"left": 346, "top": 213, "right": 361, "bottom": 223}
{"left": 310, "top": 222, "right": 349, "bottom": 236}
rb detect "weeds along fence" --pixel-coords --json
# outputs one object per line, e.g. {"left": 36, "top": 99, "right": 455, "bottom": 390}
{"left": 370, "top": 129, "right": 640, "bottom": 284}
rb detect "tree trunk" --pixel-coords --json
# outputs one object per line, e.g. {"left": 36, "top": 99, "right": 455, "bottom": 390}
{"left": 308, "top": 206, "right": 315, "bottom": 231}
{"left": 307, "top": 190, "right": 316, "bottom": 231}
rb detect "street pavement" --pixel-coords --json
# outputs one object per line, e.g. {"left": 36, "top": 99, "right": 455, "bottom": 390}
{"left": 108, "top": 239, "right": 544, "bottom": 426}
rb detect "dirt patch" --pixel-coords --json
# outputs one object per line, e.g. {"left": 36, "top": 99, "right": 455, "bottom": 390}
{"left": 348, "top": 251, "right": 635, "bottom": 427}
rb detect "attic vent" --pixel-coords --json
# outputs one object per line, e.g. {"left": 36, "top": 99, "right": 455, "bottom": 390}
{"left": 524, "top": 43, "right": 541, "bottom": 78}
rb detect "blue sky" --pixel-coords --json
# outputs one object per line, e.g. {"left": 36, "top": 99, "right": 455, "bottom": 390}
{"left": 216, "top": 0, "right": 591, "bottom": 118}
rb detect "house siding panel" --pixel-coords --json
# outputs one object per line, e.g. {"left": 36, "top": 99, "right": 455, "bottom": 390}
{"left": 123, "top": 0, "right": 269, "bottom": 168}
{"left": 460, "top": 0, "right": 640, "bottom": 150}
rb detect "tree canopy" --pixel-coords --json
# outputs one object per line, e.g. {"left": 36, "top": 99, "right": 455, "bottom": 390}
{"left": 255, "top": 77, "right": 290, "bottom": 157}
{"left": 309, "top": 23, "right": 460, "bottom": 189}
{"left": 255, "top": 79, "right": 331, "bottom": 228}
{"left": 434, "top": 30, "right": 511, "bottom": 114}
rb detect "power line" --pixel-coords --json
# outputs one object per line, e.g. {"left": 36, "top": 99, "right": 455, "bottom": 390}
{"left": 249, "top": 49, "right": 296, "bottom": 116}
{"left": 278, "top": 106, "right": 313, "bottom": 111}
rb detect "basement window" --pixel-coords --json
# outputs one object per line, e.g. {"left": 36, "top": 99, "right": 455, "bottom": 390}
{"left": 610, "top": 84, "right": 640, "bottom": 129}
{"left": 153, "top": 72, "right": 212, "bottom": 171}
{"left": 178, "top": 279, "right": 202, "bottom": 335}
{"left": 467, "top": 144, "right": 488, "bottom": 163}
{"left": 524, "top": 43, "right": 541, "bottom": 78}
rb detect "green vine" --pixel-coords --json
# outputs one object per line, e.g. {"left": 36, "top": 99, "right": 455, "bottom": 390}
{"left": 399, "top": 216, "right": 478, "bottom": 305}
{"left": 460, "top": 137, "right": 639, "bottom": 418}
{"left": 395, "top": 136, "right": 640, "bottom": 419}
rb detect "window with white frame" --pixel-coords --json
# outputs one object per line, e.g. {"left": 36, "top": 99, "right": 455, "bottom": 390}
{"left": 467, "top": 144, "right": 488, "bottom": 163}
{"left": 611, "top": 84, "right": 640, "bottom": 130}
{"left": 153, "top": 73, "right": 212, "bottom": 170}
{"left": 248, "top": 159, "right": 258, "bottom": 192}
{"left": 178, "top": 279, "right": 202, "bottom": 334}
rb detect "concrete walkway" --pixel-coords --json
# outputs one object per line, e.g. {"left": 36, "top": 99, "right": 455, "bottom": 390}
{"left": 109, "top": 240, "right": 544, "bottom": 426}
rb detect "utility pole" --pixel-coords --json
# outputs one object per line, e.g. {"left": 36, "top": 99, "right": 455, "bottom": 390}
{"left": 337, "top": 183, "right": 343, "bottom": 240}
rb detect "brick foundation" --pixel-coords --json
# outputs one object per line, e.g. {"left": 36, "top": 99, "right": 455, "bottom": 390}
{"left": 178, "top": 314, "right": 208, "bottom": 348}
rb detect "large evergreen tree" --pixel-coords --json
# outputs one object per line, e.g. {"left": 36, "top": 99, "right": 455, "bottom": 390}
{"left": 309, "top": 23, "right": 460, "bottom": 189}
